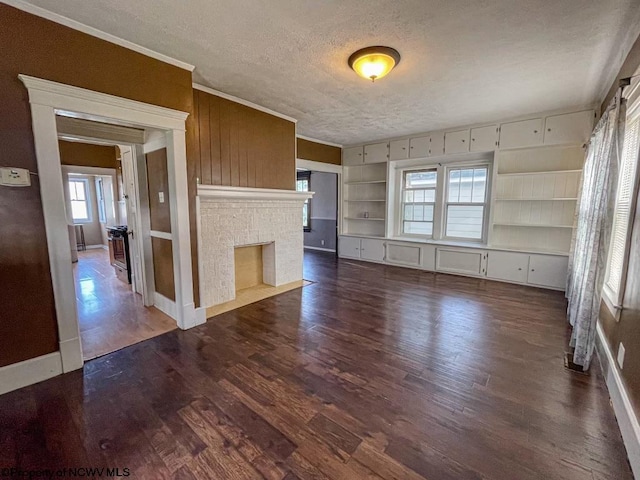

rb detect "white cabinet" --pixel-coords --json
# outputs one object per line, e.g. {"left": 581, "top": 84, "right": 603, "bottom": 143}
{"left": 343, "top": 146, "right": 364, "bottom": 165}
{"left": 527, "top": 254, "right": 568, "bottom": 289}
{"left": 421, "top": 244, "right": 436, "bottom": 271}
{"left": 361, "top": 238, "right": 386, "bottom": 262}
{"left": 470, "top": 125, "right": 498, "bottom": 152}
{"left": 544, "top": 111, "right": 594, "bottom": 146}
{"left": 430, "top": 132, "right": 445, "bottom": 156}
{"left": 338, "top": 236, "right": 362, "bottom": 258}
{"left": 386, "top": 242, "right": 421, "bottom": 266}
{"left": 444, "top": 129, "right": 470, "bottom": 155}
{"left": 389, "top": 139, "right": 410, "bottom": 161}
{"left": 364, "top": 142, "right": 389, "bottom": 164}
{"left": 499, "top": 118, "right": 544, "bottom": 149}
{"left": 338, "top": 236, "right": 385, "bottom": 262}
{"left": 486, "top": 251, "right": 529, "bottom": 283}
{"left": 409, "top": 136, "right": 430, "bottom": 158}
{"left": 436, "top": 247, "right": 487, "bottom": 277}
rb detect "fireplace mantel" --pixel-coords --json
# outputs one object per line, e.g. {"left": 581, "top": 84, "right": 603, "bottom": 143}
{"left": 198, "top": 184, "right": 313, "bottom": 201}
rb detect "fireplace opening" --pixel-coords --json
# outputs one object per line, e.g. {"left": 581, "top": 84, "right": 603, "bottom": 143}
{"left": 234, "top": 244, "right": 265, "bottom": 292}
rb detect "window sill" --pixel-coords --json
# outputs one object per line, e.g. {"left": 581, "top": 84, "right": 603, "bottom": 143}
{"left": 602, "top": 286, "right": 622, "bottom": 322}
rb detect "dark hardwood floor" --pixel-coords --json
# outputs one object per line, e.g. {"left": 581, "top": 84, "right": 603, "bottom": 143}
{"left": 0, "top": 251, "right": 631, "bottom": 479}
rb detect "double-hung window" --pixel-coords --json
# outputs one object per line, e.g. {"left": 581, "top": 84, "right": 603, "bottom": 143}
{"left": 445, "top": 166, "right": 488, "bottom": 240}
{"left": 69, "top": 178, "right": 91, "bottom": 223}
{"left": 604, "top": 102, "right": 640, "bottom": 310}
{"left": 402, "top": 169, "right": 437, "bottom": 236}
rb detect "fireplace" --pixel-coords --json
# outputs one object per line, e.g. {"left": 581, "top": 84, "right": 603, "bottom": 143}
{"left": 198, "top": 185, "right": 312, "bottom": 316}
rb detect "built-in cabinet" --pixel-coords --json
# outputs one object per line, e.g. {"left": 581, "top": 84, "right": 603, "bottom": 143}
{"left": 339, "top": 107, "right": 594, "bottom": 291}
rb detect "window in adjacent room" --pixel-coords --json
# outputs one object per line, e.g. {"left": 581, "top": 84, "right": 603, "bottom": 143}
{"left": 604, "top": 103, "right": 640, "bottom": 310}
{"left": 401, "top": 169, "right": 437, "bottom": 236}
{"left": 297, "top": 171, "right": 311, "bottom": 231}
{"left": 444, "top": 166, "right": 488, "bottom": 240}
{"left": 69, "top": 178, "right": 91, "bottom": 223}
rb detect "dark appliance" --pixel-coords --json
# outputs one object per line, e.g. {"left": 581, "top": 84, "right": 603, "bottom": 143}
{"left": 107, "top": 226, "right": 131, "bottom": 284}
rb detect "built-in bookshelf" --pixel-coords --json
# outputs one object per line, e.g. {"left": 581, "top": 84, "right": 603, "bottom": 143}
{"left": 489, "top": 145, "right": 584, "bottom": 254}
{"left": 342, "top": 163, "right": 387, "bottom": 237}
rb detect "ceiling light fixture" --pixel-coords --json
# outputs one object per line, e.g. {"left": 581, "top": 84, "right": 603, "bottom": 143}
{"left": 348, "top": 46, "right": 401, "bottom": 82}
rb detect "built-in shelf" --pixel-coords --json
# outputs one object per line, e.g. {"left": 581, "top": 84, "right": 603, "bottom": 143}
{"left": 345, "top": 180, "right": 387, "bottom": 185}
{"left": 345, "top": 217, "right": 386, "bottom": 221}
{"left": 344, "top": 199, "right": 386, "bottom": 202}
{"left": 493, "top": 222, "right": 574, "bottom": 228}
{"left": 495, "top": 197, "right": 578, "bottom": 201}
{"left": 497, "top": 169, "right": 582, "bottom": 176}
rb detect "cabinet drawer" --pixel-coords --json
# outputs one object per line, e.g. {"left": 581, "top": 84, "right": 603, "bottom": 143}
{"left": 487, "top": 251, "right": 529, "bottom": 283}
{"left": 444, "top": 129, "right": 470, "bottom": 155}
{"left": 499, "top": 118, "right": 543, "bottom": 149}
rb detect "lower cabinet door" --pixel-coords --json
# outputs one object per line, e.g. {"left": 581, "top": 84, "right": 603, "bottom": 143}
{"left": 386, "top": 243, "right": 421, "bottom": 266}
{"left": 527, "top": 254, "right": 569, "bottom": 290}
{"left": 486, "top": 251, "right": 529, "bottom": 283}
{"left": 436, "top": 248, "right": 487, "bottom": 276}
{"left": 360, "top": 238, "right": 385, "bottom": 262}
{"left": 338, "top": 236, "right": 361, "bottom": 259}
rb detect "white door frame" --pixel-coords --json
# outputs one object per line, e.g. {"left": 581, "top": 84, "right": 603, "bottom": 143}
{"left": 20, "top": 74, "right": 205, "bottom": 374}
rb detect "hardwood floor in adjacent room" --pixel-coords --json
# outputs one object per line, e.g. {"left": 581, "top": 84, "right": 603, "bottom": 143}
{"left": 0, "top": 251, "right": 631, "bottom": 479}
{"left": 74, "top": 249, "right": 176, "bottom": 360}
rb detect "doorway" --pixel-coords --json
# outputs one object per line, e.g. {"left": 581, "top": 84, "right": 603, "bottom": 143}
{"left": 297, "top": 169, "right": 339, "bottom": 253}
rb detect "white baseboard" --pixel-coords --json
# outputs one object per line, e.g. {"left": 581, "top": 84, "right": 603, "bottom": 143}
{"left": 304, "top": 246, "right": 336, "bottom": 253}
{"left": 85, "top": 244, "right": 108, "bottom": 250}
{"left": 596, "top": 323, "right": 640, "bottom": 478}
{"left": 154, "top": 292, "right": 178, "bottom": 320}
{"left": 0, "top": 352, "right": 63, "bottom": 396}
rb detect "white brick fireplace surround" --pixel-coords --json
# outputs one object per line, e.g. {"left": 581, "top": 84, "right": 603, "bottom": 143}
{"left": 197, "top": 185, "right": 313, "bottom": 308}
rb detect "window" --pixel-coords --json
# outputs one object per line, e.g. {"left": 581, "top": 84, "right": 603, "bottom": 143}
{"left": 445, "top": 167, "right": 488, "bottom": 240}
{"left": 402, "top": 169, "right": 437, "bottom": 236}
{"left": 605, "top": 111, "right": 640, "bottom": 305}
{"left": 297, "top": 171, "right": 311, "bottom": 231}
{"left": 68, "top": 178, "right": 91, "bottom": 223}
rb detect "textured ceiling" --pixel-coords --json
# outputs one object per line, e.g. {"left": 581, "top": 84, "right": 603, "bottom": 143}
{"left": 19, "top": 0, "right": 640, "bottom": 145}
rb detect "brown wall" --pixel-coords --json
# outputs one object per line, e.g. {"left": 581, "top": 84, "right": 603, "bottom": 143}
{"left": 146, "top": 148, "right": 171, "bottom": 233}
{"left": 191, "top": 89, "right": 296, "bottom": 190}
{"left": 599, "top": 32, "right": 640, "bottom": 414}
{"left": 59, "top": 141, "right": 118, "bottom": 169}
{"left": 297, "top": 138, "right": 342, "bottom": 165}
{"left": 0, "top": 4, "right": 192, "bottom": 368}
{"left": 152, "top": 237, "right": 175, "bottom": 301}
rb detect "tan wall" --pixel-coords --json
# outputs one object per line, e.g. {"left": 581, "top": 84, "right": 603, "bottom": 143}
{"left": 59, "top": 141, "right": 118, "bottom": 169}
{"left": 599, "top": 31, "right": 640, "bottom": 414}
{"left": 297, "top": 138, "right": 342, "bottom": 165}
{"left": 146, "top": 148, "right": 172, "bottom": 234}
{"left": 152, "top": 237, "right": 176, "bottom": 301}
{"left": 0, "top": 3, "right": 193, "bottom": 368}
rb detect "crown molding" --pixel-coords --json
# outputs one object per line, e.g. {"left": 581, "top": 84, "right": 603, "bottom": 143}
{"left": 193, "top": 83, "right": 297, "bottom": 124}
{"left": 198, "top": 184, "right": 312, "bottom": 201}
{"left": 2, "top": 0, "right": 195, "bottom": 72}
{"left": 296, "top": 134, "right": 342, "bottom": 148}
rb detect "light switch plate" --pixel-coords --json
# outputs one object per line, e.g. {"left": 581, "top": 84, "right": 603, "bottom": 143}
{"left": 0, "top": 167, "right": 31, "bottom": 187}
{"left": 158, "top": 191, "right": 165, "bottom": 203}
{"left": 617, "top": 342, "right": 625, "bottom": 369}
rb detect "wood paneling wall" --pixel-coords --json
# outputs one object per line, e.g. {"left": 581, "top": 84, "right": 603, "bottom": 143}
{"left": 297, "top": 138, "right": 342, "bottom": 165}
{"left": 191, "top": 89, "right": 296, "bottom": 190}
{"left": 59, "top": 141, "right": 118, "bottom": 169}
{"left": 0, "top": 4, "right": 192, "bottom": 368}
{"left": 599, "top": 30, "right": 640, "bottom": 414}
{"left": 146, "top": 148, "right": 171, "bottom": 233}
{"left": 152, "top": 237, "right": 175, "bottom": 301}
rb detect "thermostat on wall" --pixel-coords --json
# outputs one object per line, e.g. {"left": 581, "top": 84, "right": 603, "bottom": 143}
{"left": 0, "top": 167, "right": 31, "bottom": 187}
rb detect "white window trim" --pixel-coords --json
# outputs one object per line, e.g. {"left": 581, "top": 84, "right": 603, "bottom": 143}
{"left": 443, "top": 164, "right": 491, "bottom": 243}
{"left": 69, "top": 177, "right": 93, "bottom": 224}
{"left": 400, "top": 168, "right": 438, "bottom": 239}
{"left": 602, "top": 80, "right": 640, "bottom": 319}
{"left": 395, "top": 158, "right": 492, "bottom": 244}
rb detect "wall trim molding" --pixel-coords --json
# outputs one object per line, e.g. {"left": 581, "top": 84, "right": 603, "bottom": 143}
{"left": 296, "top": 159, "right": 343, "bottom": 174}
{"left": 297, "top": 134, "right": 342, "bottom": 148}
{"left": 154, "top": 292, "right": 177, "bottom": 319}
{"left": 198, "top": 184, "right": 312, "bottom": 201}
{"left": 596, "top": 323, "right": 640, "bottom": 478}
{"left": 304, "top": 246, "right": 336, "bottom": 253}
{"left": 0, "top": 352, "right": 63, "bottom": 396}
{"left": 2, "top": 0, "right": 195, "bottom": 72}
{"left": 150, "top": 230, "right": 173, "bottom": 241}
{"left": 193, "top": 83, "right": 297, "bottom": 124}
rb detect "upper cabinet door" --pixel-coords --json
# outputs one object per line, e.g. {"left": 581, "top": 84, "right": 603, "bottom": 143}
{"left": 470, "top": 125, "right": 498, "bottom": 152}
{"left": 429, "top": 132, "right": 445, "bottom": 156}
{"left": 409, "top": 136, "right": 430, "bottom": 158}
{"left": 343, "top": 146, "right": 364, "bottom": 165}
{"left": 499, "top": 118, "right": 543, "bottom": 149}
{"left": 543, "top": 110, "right": 594, "bottom": 146}
{"left": 389, "top": 139, "right": 410, "bottom": 161}
{"left": 364, "top": 142, "right": 389, "bottom": 163}
{"left": 444, "top": 129, "right": 470, "bottom": 155}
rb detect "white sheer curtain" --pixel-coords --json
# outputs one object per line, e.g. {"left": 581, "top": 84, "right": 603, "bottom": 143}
{"left": 566, "top": 92, "right": 626, "bottom": 370}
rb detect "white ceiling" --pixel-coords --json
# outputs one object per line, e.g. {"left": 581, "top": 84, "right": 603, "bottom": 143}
{"left": 18, "top": 0, "right": 640, "bottom": 145}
